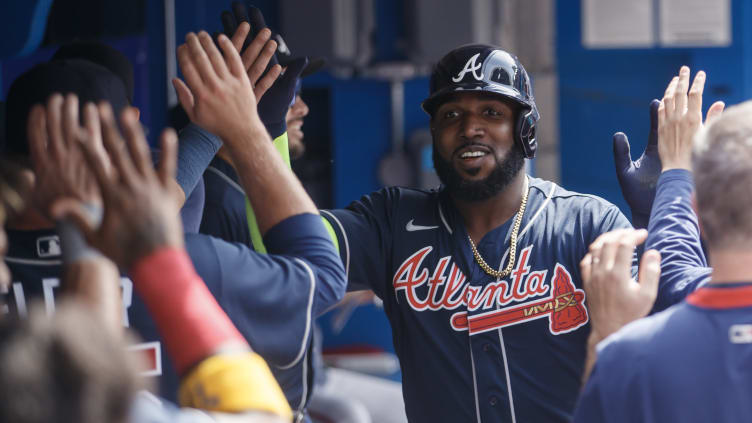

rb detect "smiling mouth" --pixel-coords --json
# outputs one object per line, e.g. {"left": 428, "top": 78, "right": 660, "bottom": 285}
{"left": 460, "top": 150, "right": 487, "bottom": 159}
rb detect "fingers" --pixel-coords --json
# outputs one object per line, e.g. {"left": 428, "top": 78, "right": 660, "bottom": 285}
{"left": 157, "top": 128, "right": 178, "bottom": 187}
{"left": 254, "top": 64, "right": 281, "bottom": 101}
{"left": 177, "top": 44, "right": 204, "bottom": 94}
{"left": 217, "top": 33, "right": 246, "bottom": 79}
{"left": 662, "top": 76, "right": 679, "bottom": 115}
{"left": 647, "top": 99, "right": 661, "bottom": 148}
{"left": 657, "top": 100, "right": 666, "bottom": 139}
{"left": 283, "top": 57, "right": 308, "bottom": 81}
{"left": 198, "top": 31, "right": 230, "bottom": 79}
{"left": 580, "top": 253, "right": 592, "bottom": 286}
{"left": 119, "top": 108, "right": 154, "bottom": 178}
{"left": 244, "top": 31, "right": 275, "bottom": 82}
{"left": 221, "top": 10, "right": 238, "bottom": 39}
{"left": 62, "top": 94, "right": 80, "bottom": 149}
{"left": 612, "top": 132, "right": 632, "bottom": 173}
{"left": 230, "top": 21, "right": 251, "bottom": 52}
{"left": 77, "top": 107, "right": 115, "bottom": 198}
{"left": 687, "top": 70, "right": 706, "bottom": 120}
{"left": 27, "top": 104, "right": 50, "bottom": 172}
{"left": 98, "top": 103, "right": 138, "bottom": 186}
{"left": 638, "top": 249, "right": 661, "bottom": 301}
{"left": 46, "top": 94, "right": 66, "bottom": 162}
{"left": 613, "top": 229, "right": 647, "bottom": 271}
{"left": 172, "top": 78, "right": 195, "bottom": 120}
{"left": 185, "top": 32, "right": 220, "bottom": 88}
{"left": 587, "top": 228, "right": 646, "bottom": 281}
{"left": 82, "top": 102, "right": 110, "bottom": 178}
{"left": 673, "top": 66, "right": 690, "bottom": 115}
{"left": 705, "top": 101, "right": 725, "bottom": 124}
{"left": 231, "top": 1, "right": 251, "bottom": 25}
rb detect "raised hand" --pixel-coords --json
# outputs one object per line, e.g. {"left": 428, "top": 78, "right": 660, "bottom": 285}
{"left": 612, "top": 100, "right": 662, "bottom": 229}
{"left": 51, "top": 104, "right": 183, "bottom": 270}
{"left": 581, "top": 228, "right": 660, "bottom": 343}
{"left": 658, "top": 66, "right": 725, "bottom": 171}
{"left": 27, "top": 94, "right": 104, "bottom": 217}
{"left": 223, "top": 22, "right": 281, "bottom": 102}
{"left": 218, "top": 3, "right": 300, "bottom": 138}
{"left": 173, "top": 31, "right": 263, "bottom": 146}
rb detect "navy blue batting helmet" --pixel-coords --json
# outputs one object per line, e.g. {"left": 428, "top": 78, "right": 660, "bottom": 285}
{"left": 422, "top": 44, "right": 540, "bottom": 159}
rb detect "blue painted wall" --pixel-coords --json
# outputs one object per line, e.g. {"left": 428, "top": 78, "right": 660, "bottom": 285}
{"left": 557, "top": 0, "right": 752, "bottom": 217}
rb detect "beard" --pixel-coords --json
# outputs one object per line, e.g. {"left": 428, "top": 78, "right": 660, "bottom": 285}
{"left": 433, "top": 142, "right": 526, "bottom": 202}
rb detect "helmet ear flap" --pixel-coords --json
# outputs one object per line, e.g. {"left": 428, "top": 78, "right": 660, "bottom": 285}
{"left": 516, "top": 108, "right": 537, "bottom": 159}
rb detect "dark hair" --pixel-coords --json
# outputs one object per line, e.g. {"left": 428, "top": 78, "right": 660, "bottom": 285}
{"left": 2, "top": 59, "right": 129, "bottom": 157}
{"left": 0, "top": 301, "right": 139, "bottom": 423}
{"left": 53, "top": 41, "right": 135, "bottom": 104}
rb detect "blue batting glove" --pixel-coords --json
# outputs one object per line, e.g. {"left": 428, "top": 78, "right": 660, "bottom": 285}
{"left": 613, "top": 99, "right": 662, "bottom": 229}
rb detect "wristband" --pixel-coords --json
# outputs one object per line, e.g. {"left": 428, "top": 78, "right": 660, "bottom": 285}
{"left": 56, "top": 204, "right": 104, "bottom": 263}
{"left": 130, "top": 248, "right": 247, "bottom": 375}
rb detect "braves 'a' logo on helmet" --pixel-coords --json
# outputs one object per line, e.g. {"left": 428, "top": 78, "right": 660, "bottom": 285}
{"left": 452, "top": 53, "right": 483, "bottom": 82}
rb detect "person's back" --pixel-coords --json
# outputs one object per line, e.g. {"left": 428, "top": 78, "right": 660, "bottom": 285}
{"left": 578, "top": 287, "right": 752, "bottom": 422}
{"left": 576, "top": 78, "right": 752, "bottom": 422}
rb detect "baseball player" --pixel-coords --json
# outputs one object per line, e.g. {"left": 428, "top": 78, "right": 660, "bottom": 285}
{"left": 319, "top": 44, "right": 634, "bottom": 422}
{"left": 2, "top": 30, "right": 347, "bottom": 421}
{"left": 610, "top": 68, "right": 724, "bottom": 312}
{"left": 574, "top": 67, "right": 752, "bottom": 422}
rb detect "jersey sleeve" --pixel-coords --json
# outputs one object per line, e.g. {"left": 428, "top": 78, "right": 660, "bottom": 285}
{"left": 645, "top": 169, "right": 711, "bottom": 312}
{"left": 185, "top": 213, "right": 346, "bottom": 368}
{"left": 320, "top": 187, "right": 397, "bottom": 299}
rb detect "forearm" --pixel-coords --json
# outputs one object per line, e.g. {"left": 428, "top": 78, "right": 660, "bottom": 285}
{"left": 226, "top": 119, "right": 317, "bottom": 235}
{"left": 57, "top": 218, "right": 123, "bottom": 335}
{"left": 62, "top": 257, "right": 122, "bottom": 336}
{"left": 173, "top": 123, "right": 223, "bottom": 206}
{"left": 263, "top": 213, "right": 347, "bottom": 315}
{"left": 130, "top": 247, "right": 248, "bottom": 375}
{"left": 646, "top": 169, "right": 710, "bottom": 310}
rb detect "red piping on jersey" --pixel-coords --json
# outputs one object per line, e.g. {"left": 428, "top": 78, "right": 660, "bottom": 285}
{"left": 687, "top": 284, "right": 752, "bottom": 309}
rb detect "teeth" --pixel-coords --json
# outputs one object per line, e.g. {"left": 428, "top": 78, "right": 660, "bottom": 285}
{"left": 461, "top": 151, "right": 486, "bottom": 158}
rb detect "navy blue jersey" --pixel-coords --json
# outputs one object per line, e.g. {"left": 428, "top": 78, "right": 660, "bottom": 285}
{"left": 2, "top": 213, "right": 345, "bottom": 416}
{"left": 645, "top": 170, "right": 711, "bottom": 312}
{"left": 321, "top": 177, "right": 632, "bottom": 423}
{"left": 2, "top": 228, "right": 173, "bottom": 398}
{"left": 199, "top": 157, "right": 250, "bottom": 246}
{"left": 574, "top": 283, "right": 752, "bottom": 423}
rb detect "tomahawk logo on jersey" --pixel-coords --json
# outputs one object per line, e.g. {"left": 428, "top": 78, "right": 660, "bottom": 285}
{"left": 322, "top": 177, "right": 633, "bottom": 423}
{"left": 392, "top": 244, "right": 588, "bottom": 336}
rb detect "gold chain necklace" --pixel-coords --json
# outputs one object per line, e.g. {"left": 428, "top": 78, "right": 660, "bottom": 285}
{"left": 467, "top": 178, "right": 529, "bottom": 279}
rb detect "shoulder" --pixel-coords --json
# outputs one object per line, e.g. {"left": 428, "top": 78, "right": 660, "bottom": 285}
{"left": 596, "top": 304, "right": 690, "bottom": 365}
{"left": 528, "top": 178, "right": 628, "bottom": 230}
{"left": 530, "top": 178, "right": 620, "bottom": 211}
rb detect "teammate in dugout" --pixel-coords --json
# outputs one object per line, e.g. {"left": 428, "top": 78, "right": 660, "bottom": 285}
{"left": 1, "top": 27, "right": 347, "bottom": 417}
{"left": 0, "top": 99, "right": 292, "bottom": 423}
{"left": 575, "top": 67, "right": 752, "bottom": 422}
{"left": 318, "top": 44, "right": 635, "bottom": 422}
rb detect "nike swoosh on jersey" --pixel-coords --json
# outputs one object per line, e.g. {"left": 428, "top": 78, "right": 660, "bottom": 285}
{"left": 405, "top": 219, "right": 439, "bottom": 232}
